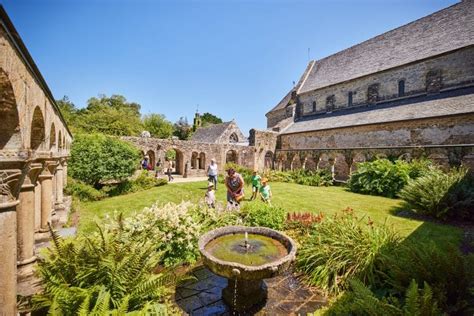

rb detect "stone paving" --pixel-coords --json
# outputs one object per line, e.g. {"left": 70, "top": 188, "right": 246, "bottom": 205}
{"left": 174, "top": 265, "right": 327, "bottom": 315}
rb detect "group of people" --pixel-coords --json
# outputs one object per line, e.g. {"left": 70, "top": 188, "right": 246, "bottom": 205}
{"left": 141, "top": 156, "right": 175, "bottom": 182}
{"left": 205, "top": 159, "right": 272, "bottom": 209}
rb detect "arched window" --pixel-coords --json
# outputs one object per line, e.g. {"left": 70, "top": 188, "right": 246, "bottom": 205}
{"left": 398, "top": 80, "right": 405, "bottom": 97}
{"left": 31, "top": 106, "right": 45, "bottom": 150}
{"left": 348, "top": 91, "right": 353, "bottom": 106}
{"left": 49, "top": 123, "right": 56, "bottom": 149}
{"left": 312, "top": 101, "right": 316, "bottom": 112}
{"left": 229, "top": 133, "right": 239, "bottom": 143}
{"left": 0, "top": 69, "right": 21, "bottom": 150}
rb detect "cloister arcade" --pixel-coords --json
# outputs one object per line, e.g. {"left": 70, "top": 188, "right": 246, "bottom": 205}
{"left": 0, "top": 10, "right": 72, "bottom": 313}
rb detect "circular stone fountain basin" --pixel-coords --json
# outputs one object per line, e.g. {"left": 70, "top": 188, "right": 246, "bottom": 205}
{"left": 199, "top": 226, "right": 297, "bottom": 281}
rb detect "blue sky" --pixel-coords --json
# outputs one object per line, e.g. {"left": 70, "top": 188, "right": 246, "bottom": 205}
{"left": 2, "top": 0, "right": 457, "bottom": 135}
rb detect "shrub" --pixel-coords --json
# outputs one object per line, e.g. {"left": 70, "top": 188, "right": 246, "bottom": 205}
{"left": 64, "top": 177, "right": 107, "bottom": 201}
{"left": 318, "top": 279, "right": 443, "bottom": 316}
{"left": 69, "top": 133, "right": 141, "bottom": 187}
{"left": 382, "top": 242, "right": 471, "bottom": 312}
{"left": 348, "top": 159, "right": 411, "bottom": 197}
{"left": 31, "top": 224, "right": 175, "bottom": 314}
{"left": 399, "top": 168, "right": 474, "bottom": 221}
{"left": 241, "top": 202, "right": 287, "bottom": 230}
{"left": 102, "top": 171, "right": 167, "bottom": 196}
{"left": 297, "top": 209, "right": 400, "bottom": 293}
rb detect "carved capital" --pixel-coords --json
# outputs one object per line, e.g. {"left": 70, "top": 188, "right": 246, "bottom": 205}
{"left": 23, "top": 162, "right": 43, "bottom": 188}
{"left": 38, "top": 160, "right": 57, "bottom": 179}
{"left": 0, "top": 169, "right": 23, "bottom": 206}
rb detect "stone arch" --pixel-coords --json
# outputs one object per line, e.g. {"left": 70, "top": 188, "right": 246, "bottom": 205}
{"left": 291, "top": 155, "right": 302, "bottom": 170}
{"left": 229, "top": 133, "right": 239, "bottom": 143}
{"left": 199, "top": 152, "right": 206, "bottom": 170}
{"left": 317, "top": 153, "right": 331, "bottom": 171}
{"left": 49, "top": 123, "right": 56, "bottom": 150}
{"left": 333, "top": 153, "right": 350, "bottom": 181}
{"left": 351, "top": 152, "right": 366, "bottom": 174}
{"left": 191, "top": 152, "right": 199, "bottom": 169}
{"left": 166, "top": 148, "right": 184, "bottom": 175}
{"left": 0, "top": 69, "right": 21, "bottom": 150}
{"left": 62, "top": 135, "right": 66, "bottom": 151}
{"left": 428, "top": 153, "right": 449, "bottom": 171}
{"left": 30, "top": 106, "right": 45, "bottom": 150}
{"left": 146, "top": 150, "right": 156, "bottom": 168}
{"left": 58, "top": 130, "right": 63, "bottom": 151}
{"left": 264, "top": 151, "right": 274, "bottom": 170}
{"left": 226, "top": 149, "right": 238, "bottom": 164}
{"left": 304, "top": 156, "right": 317, "bottom": 171}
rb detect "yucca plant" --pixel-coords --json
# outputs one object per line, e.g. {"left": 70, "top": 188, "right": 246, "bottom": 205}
{"left": 297, "top": 210, "right": 400, "bottom": 293}
{"left": 399, "top": 167, "right": 474, "bottom": 221}
{"left": 31, "top": 222, "right": 176, "bottom": 314}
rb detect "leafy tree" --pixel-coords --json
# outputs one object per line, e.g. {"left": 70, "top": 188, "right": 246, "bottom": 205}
{"left": 142, "top": 114, "right": 174, "bottom": 139}
{"left": 201, "top": 112, "right": 223, "bottom": 126}
{"left": 69, "top": 133, "right": 141, "bottom": 187}
{"left": 173, "top": 117, "right": 192, "bottom": 140}
{"left": 56, "top": 96, "right": 78, "bottom": 127}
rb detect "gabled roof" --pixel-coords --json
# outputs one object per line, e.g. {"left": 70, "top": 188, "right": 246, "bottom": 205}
{"left": 281, "top": 90, "right": 474, "bottom": 135}
{"left": 190, "top": 121, "right": 246, "bottom": 144}
{"left": 266, "top": 61, "right": 316, "bottom": 114}
{"left": 298, "top": 1, "right": 474, "bottom": 94}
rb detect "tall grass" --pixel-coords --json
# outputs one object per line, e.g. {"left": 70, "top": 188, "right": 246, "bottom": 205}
{"left": 297, "top": 209, "right": 400, "bottom": 293}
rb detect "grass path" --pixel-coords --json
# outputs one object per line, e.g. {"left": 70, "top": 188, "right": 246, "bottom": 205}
{"left": 77, "top": 181, "right": 462, "bottom": 248}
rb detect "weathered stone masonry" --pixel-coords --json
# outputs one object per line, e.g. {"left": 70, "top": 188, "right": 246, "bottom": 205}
{"left": 0, "top": 7, "right": 72, "bottom": 314}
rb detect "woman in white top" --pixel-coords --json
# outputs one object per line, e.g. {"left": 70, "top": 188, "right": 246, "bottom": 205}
{"left": 207, "top": 158, "right": 218, "bottom": 190}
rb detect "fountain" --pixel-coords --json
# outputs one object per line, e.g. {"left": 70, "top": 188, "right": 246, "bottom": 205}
{"left": 198, "top": 226, "right": 297, "bottom": 311}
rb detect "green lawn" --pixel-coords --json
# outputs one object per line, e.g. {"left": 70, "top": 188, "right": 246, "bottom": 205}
{"left": 77, "top": 181, "right": 462, "bottom": 248}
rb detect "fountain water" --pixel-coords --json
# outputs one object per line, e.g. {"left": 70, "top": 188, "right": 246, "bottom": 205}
{"left": 199, "top": 226, "right": 297, "bottom": 312}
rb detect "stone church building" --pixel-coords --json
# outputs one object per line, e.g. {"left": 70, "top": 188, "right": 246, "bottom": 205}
{"left": 266, "top": 0, "right": 474, "bottom": 180}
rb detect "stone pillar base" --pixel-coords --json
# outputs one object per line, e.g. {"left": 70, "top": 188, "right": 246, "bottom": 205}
{"left": 222, "top": 279, "right": 267, "bottom": 312}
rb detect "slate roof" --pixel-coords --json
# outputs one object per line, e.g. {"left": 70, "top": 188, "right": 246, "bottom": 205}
{"left": 281, "top": 92, "right": 474, "bottom": 135}
{"left": 297, "top": 1, "right": 474, "bottom": 94}
{"left": 190, "top": 121, "right": 245, "bottom": 144}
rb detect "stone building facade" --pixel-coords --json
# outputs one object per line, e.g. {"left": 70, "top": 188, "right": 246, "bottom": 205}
{"left": 265, "top": 0, "right": 474, "bottom": 180}
{"left": 0, "top": 6, "right": 72, "bottom": 314}
{"left": 124, "top": 122, "right": 277, "bottom": 177}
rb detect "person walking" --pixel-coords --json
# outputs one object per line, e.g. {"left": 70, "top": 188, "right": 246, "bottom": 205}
{"left": 207, "top": 158, "right": 218, "bottom": 190}
{"left": 166, "top": 158, "right": 174, "bottom": 182}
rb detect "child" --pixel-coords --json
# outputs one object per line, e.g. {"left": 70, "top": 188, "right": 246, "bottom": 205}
{"left": 205, "top": 182, "right": 216, "bottom": 208}
{"left": 259, "top": 178, "right": 272, "bottom": 204}
{"left": 250, "top": 169, "right": 262, "bottom": 201}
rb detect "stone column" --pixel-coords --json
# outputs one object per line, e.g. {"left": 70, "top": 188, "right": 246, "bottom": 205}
{"left": 0, "top": 168, "right": 23, "bottom": 315}
{"left": 34, "top": 180, "right": 41, "bottom": 232}
{"left": 54, "top": 160, "right": 65, "bottom": 211}
{"left": 38, "top": 161, "right": 57, "bottom": 232}
{"left": 17, "top": 163, "right": 43, "bottom": 268}
{"left": 63, "top": 159, "right": 68, "bottom": 187}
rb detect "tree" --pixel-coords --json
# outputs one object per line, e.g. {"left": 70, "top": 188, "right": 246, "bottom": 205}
{"left": 173, "top": 117, "right": 193, "bottom": 140}
{"left": 69, "top": 133, "right": 141, "bottom": 187}
{"left": 74, "top": 94, "right": 143, "bottom": 136}
{"left": 201, "top": 112, "right": 223, "bottom": 126}
{"left": 56, "top": 96, "right": 78, "bottom": 126}
{"left": 142, "top": 114, "right": 174, "bottom": 139}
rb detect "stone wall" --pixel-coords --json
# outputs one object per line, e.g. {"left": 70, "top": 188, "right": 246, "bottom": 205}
{"left": 297, "top": 47, "right": 474, "bottom": 117}
{"left": 275, "top": 145, "right": 474, "bottom": 181}
{"left": 266, "top": 104, "right": 295, "bottom": 129}
{"left": 249, "top": 129, "right": 278, "bottom": 170}
{"left": 122, "top": 137, "right": 257, "bottom": 177}
{"left": 280, "top": 114, "right": 474, "bottom": 150}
